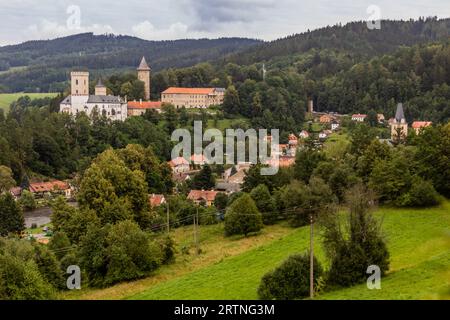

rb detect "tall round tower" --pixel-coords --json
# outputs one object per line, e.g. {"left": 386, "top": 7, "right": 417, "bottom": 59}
{"left": 137, "top": 56, "right": 151, "bottom": 101}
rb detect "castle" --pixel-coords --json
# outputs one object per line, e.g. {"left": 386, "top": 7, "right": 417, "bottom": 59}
{"left": 60, "top": 71, "right": 128, "bottom": 121}
{"left": 60, "top": 56, "right": 224, "bottom": 121}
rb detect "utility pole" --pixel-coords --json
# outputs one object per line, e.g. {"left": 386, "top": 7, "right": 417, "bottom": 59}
{"left": 194, "top": 207, "right": 199, "bottom": 255}
{"left": 166, "top": 202, "right": 170, "bottom": 234}
{"left": 309, "top": 213, "right": 314, "bottom": 299}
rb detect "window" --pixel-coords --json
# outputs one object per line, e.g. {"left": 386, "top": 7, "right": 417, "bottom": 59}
{"left": 76, "top": 80, "right": 78, "bottom": 85}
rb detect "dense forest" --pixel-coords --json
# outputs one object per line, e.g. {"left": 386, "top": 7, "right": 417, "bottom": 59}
{"left": 0, "top": 33, "right": 260, "bottom": 92}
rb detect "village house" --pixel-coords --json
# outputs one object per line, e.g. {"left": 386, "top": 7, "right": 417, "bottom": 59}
{"left": 187, "top": 190, "right": 219, "bottom": 206}
{"left": 127, "top": 100, "right": 162, "bottom": 116}
{"left": 412, "top": 121, "right": 432, "bottom": 134}
{"left": 168, "top": 157, "right": 190, "bottom": 174}
{"left": 148, "top": 194, "right": 166, "bottom": 207}
{"left": 9, "top": 187, "right": 22, "bottom": 200}
{"left": 190, "top": 154, "right": 207, "bottom": 166}
{"left": 29, "top": 180, "right": 72, "bottom": 199}
{"left": 351, "top": 114, "right": 367, "bottom": 122}
{"left": 266, "top": 156, "right": 295, "bottom": 168}
{"left": 331, "top": 120, "right": 340, "bottom": 131}
{"left": 319, "top": 114, "right": 334, "bottom": 123}
{"left": 161, "top": 87, "right": 225, "bottom": 109}
{"left": 377, "top": 114, "right": 385, "bottom": 123}
{"left": 299, "top": 130, "right": 310, "bottom": 139}
{"left": 288, "top": 134, "right": 298, "bottom": 146}
{"left": 319, "top": 132, "right": 328, "bottom": 140}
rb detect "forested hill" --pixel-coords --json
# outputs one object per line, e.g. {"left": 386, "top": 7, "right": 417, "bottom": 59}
{"left": 0, "top": 33, "right": 260, "bottom": 92}
{"left": 225, "top": 18, "right": 450, "bottom": 65}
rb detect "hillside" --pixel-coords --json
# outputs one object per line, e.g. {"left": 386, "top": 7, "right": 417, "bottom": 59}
{"left": 225, "top": 18, "right": 450, "bottom": 65}
{"left": 0, "top": 33, "right": 260, "bottom": 93}
{"left": 64, "top": 202, "right": 450, "bottom": 300}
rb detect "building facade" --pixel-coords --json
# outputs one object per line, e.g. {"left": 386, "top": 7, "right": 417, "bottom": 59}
{"left": 161, "top": 87, "right": 225, "bottom": 108}
{"left": 390, "top": 103, "right": 408, "bottom": 140}
{"left": 127, "top": 100, "right": 162, "bottom": 116}
{"left": 60, "top": 72, "right": 127, "bottom": 121}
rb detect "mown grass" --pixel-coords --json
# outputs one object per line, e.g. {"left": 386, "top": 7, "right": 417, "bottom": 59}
{"left": 0, "top": 93, "right": 58, "bottom": 112}
{"left": 128, "top": 201, "right": 450, "bottom": 300}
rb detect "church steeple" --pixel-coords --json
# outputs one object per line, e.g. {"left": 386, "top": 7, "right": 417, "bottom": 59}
{"left": 395, "top": 103, "right": 405, "bottom": 123}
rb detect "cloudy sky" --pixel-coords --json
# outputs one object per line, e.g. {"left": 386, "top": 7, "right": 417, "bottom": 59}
{"left": 1, "top": 0, "right": 449, "bottom": 46}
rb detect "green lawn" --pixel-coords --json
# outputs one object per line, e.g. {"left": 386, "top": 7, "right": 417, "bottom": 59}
{"left": 129, "top": 201, "right": 450, "bottom": 300}
{"left": 0, "top": 93, "right": 58, "bottom": 112}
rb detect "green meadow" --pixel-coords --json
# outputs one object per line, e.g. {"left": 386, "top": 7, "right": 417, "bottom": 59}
{"left": 0, "top": 93, "right": 58, "bottom": 112}
{"left": 127, "top": 202, "right": 450, "bottom": 300}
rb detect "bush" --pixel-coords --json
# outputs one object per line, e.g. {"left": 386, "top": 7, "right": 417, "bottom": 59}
{"left": 158, "top": 235, "right": 176, "bottom": 264}
{"left": 18, "top": 190, "right": 37, "bottom": 211}
{"left": 258, "top": 253, "right": 323, "bottom": 300}
{"left": 224, "top": 194, "right": 263, "bottom": 237}
{"left": 79, "top": 220, "right": 162, "bottom": 287}
{"left": 322, "top": 185, "right": 390, "bottom": 287}
{"left": 396, "top": 176, "right": 440, "bottom": 207}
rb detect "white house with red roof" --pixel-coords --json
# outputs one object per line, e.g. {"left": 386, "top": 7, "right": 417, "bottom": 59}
{"left": 168, "top": 157, "right": 190, "bottom": 174}
{"left": 149, "top": 194, "right": 166, "bottom": 207}
{"left": 352, "top": 114, "right": 367, "bottom": 122}
{"left": 187, "top": 190, "right": 219, "bottom": 206}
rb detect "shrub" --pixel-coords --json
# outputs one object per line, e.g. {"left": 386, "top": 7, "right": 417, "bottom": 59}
{"left": 79, "top": 221, "right": 163, "bottom": 287}
{"left": 322, "top": 185, "right": 390, "bottom": 287}
{"left": 224, "top": 194, "right": 263, "bottom": 237}
{"left": 158, "top": 235, "right": 176, "bottom": 264}
{"left": 258, "top": 253, "right": 323, "bottom": 300}
{"left": 396, "top": 176, "right": 440, "bottom": 207}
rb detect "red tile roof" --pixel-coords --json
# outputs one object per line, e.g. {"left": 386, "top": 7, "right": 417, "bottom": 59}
{"left": 128, "top": 101, "right": 162, "bottom": 109}
{"left": 187, "top": 190, "right": 218, "bottom": 202}
{"left": 168, "top": 157, "right": 190, "bottom": 167}
{"left": 412, "top": 121, "right": 432, "bottom": 129}
{"left": 149, "top": 194, "right": 165, "bottom": 207}
{"left": 29, "top": 180, "right": 69, "bottom": 193}
{"left": 162, "top": 87, "right": 215, "bottom": 95}
{"left": 352, "top": 114, "right": 367, "bottom": 118}
{"left": 9, "top": 187, "right": 22, "bottom": 197}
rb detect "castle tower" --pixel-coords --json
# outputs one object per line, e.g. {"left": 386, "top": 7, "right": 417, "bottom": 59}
{"left": 391, "top": 103, "right": 408, "bottom": 141}
{"left": 95, "top": 79, "right": 107, "bottom": 96}
{"left": 137, "top": 56, "right": 151, "bottom": 101}
{"left": 71, "top": 71, "right": 89, "bottom": 96}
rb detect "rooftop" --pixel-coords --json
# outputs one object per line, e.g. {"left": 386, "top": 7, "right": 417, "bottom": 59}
{"left": 162, "top": 87, "right": 224, "bottom": 95}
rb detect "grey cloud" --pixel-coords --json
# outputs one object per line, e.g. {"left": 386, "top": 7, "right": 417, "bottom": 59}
{"left": 188, "top": 0, "right": 277, "bottom": 31}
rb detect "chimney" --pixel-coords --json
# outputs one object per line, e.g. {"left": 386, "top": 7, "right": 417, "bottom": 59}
{"left": 140, "top": 99, "right": 142, "bottom": 105}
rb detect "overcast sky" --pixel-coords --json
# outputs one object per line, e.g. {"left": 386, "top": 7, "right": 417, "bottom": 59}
{"left": 1, "top": 0, "right": 449, "bottom": 46}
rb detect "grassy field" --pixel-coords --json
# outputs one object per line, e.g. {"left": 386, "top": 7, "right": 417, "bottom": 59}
{"left": 63, "top": 201, "right": 450, "bottom": 300}
{"left": 0, "top": 93, "right": 58, "bottom": 112}
{"left": 125, "top": 201, "right": 450, "bottom": 300}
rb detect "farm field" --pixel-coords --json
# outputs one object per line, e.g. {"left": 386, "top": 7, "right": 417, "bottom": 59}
{"left": 66, "top": 201, "right": 450, "bottom": 300}
{"left": 0, "top": 92, "right": 58, "bottom": 112}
